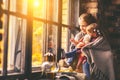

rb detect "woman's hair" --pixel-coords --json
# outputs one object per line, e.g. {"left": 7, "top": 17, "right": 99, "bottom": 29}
{"left": 79, "top": 13, "right": 97, "bottom": 25}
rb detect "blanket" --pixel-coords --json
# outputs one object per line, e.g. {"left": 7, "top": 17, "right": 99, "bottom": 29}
{"left": 81, "top": 36, "right": 115, "bottom": 80}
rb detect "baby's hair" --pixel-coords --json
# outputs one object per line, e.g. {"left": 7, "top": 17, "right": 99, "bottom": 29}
{"left": 86, "top": 23, "right": 102, "bottom": 36}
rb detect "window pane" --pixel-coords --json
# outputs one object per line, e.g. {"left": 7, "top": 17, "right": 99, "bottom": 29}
{"left": 61, "top": 27, "right": 69, "bottom": 52}
{"left": 33, "top": 0, "right": 46, "bottom": 19}
{"left": 44, "top": 24, "right": 58, "bottom": 72}
{"left": 32, "top": 21, "right": 43, "bottom": 67}
{"left": 10, "top": 0, "right": 28, "bottom": 14}
{"left": 8, "top": 16, "right": 27, "bottom": 73}
{"left": 2, "top": 0, "right": 8, "bottom": 10}
{"left": 33, "top": 0, "right": 58, "bottom": 22}
{"left": 45, "top": 0, "right": 58, "bottom": 22}
{"left": 62, "top": 0, "right": 69, "bottom": 25}
{"left": 52, "top": 0, "right": 58, "bottom": 22}
{"left": 46, "top": 25, "right": 57, "bottom": 56}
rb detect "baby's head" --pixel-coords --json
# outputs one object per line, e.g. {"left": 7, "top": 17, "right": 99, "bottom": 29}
{"left": 86, "top": 23, "right": 100, "bottom": 37}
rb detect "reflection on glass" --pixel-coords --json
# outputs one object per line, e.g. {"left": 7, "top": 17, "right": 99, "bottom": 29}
{"left": 32, "top": 21, "right": 43, "bottom": 67}
{"left": 46, "top": 25, "right": 57, "bottom": 56}
{"left": 43, "top": 24, "right": 58, "bottom": 72}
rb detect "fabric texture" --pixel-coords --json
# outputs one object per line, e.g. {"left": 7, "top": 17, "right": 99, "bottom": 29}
{"left": 82, "top": 36, "right": 115, "bottom": 80}
{"left": 82, "top": 34, "right": 91, "bottom": 44}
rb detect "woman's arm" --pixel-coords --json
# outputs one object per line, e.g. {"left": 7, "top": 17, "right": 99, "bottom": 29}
{"left": 76, "top": 42, "right": 85, "bottom": 48}
{"left": 70, "top": 38, "right": 79, "bottom": 45}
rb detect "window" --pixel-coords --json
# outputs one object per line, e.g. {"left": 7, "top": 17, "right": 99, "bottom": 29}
{"left": 0, "top": 0, "right": 80, "bottom": 79}
{"left": 61, "top": 0, "right": 69, "bottom": 52}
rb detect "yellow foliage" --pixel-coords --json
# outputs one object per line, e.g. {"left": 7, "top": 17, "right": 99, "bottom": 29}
{"left": 32, "top": 53, "right": 42, "bottom": 66}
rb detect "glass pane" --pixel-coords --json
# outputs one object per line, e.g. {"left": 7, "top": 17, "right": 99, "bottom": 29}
{"left": 33, "top": 0, "right": 58, "bottom": 22}
{"left": 10, "top": 0, "right": 27, "bottom": 14}
{"left": 46, "top": 25, "right": 57, "bottom": 58}
{"left": 2, "top": 0, "right": 8, "bottom": 10}
{"left": 61, "top": 27, "right": 69, "bottom": 52}
{"left": 33, "top": 0, "right": 46, "bottom": 19}
{"left": 45, "top": 0, "right": 58, "bottom": 22}
{"left": 62, "top": 0, "right": 69, "bottom": 25}
{"left": 43, "top": 24, "right": 58, "bottom": 72}
{"left": 8, "top": 15, "right": 27, "bottom": 73}
{"left": 32, "top": 20, "right": 43, "bottom": 67}
{"left": 52, "top": 0, "right": 58, "bottom": 22}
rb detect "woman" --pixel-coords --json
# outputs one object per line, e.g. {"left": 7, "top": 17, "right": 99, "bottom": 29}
{"left": 65, "top": 13, "right": 97, "bottom": 79}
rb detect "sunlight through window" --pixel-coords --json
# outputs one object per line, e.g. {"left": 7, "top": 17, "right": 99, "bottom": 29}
{"left": 33, "top": 0, "right": 40, "bottom": 7}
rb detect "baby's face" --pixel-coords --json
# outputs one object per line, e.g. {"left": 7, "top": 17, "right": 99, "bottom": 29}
{"left": 86, "top": 28, "right": 97, "bottom": 37}
{"left": 86, "top": 30, "right": 93, "bottom": 36}
{"left": 86, "top": 23, "right": 98, "bottom": 37}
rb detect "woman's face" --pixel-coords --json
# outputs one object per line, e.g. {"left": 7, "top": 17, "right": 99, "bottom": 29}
{"left": 78, "top": 18, "right": 88, "bottom": 33}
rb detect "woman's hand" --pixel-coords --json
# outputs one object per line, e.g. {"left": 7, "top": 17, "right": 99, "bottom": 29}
{"left": 70, "top": 38, "right": 78, "bottom": 45}
{"left": 70, "top": 38, "right": 75, "bottom": 42}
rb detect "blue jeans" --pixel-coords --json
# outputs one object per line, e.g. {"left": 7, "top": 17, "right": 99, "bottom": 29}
{"left": 83, "top": 62, "right": 90, "bottom": 79}
{"left": 66, "top": 48, "right": 90, "bottom": 78}
{"left": 65, "top": 48, "right": 78, "bottom": 65}
{"left": 65, "top": 48, "right": 80, "bottom": 58}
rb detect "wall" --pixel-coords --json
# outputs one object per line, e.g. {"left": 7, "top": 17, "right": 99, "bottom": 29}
{"left": 97, "top": 0, "right": 120, "bottom": 79}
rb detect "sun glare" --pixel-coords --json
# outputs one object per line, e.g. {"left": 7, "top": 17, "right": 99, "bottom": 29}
{"left": 34, "top": 0, "right": 40, "bottom": 7}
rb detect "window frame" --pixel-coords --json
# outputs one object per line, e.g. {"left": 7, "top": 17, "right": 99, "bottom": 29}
{"left": 0, "top": 0, "right": 80, "bottom": 79}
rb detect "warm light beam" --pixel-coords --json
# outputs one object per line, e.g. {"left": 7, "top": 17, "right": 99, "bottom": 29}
{"left": 34, "top": 0, "right": 40, "bottom": 7}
